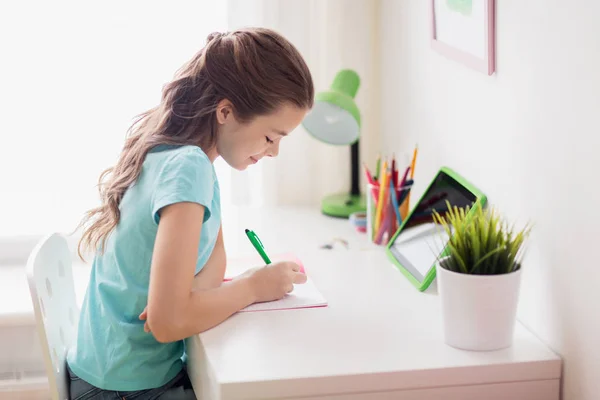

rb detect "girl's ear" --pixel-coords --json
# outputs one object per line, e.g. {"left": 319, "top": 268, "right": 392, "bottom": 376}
{"left": 216, "top": 99, "right": 234, "bottom": 125}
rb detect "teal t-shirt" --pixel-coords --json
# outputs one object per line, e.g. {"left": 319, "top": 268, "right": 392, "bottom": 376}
{"left": 67, "top": 144, "right": 221, "bottom": 391}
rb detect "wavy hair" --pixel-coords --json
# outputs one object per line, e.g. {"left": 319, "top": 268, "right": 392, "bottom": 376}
{"left": 76, "top": 27, "right": 314, "bottom": 260}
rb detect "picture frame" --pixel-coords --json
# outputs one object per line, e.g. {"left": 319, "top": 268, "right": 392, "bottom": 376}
{"left": 430, "top": 0, "right": 495, "bottom": 75}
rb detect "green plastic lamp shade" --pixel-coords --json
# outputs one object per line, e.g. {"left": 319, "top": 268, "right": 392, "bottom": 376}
{"left": 302, "top": 69, "right": 366, "bottom": 218}
{"left": 303, "top": 69, "right": 361, "bottom": 145}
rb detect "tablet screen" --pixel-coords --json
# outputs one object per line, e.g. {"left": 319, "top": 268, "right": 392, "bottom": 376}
{"left": 388, "top": 170, "right": 478, "bottom": 281}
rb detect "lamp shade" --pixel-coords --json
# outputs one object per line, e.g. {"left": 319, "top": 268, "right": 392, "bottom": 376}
{"left": 302, "top": 69, "right": 361, "bottom": 146}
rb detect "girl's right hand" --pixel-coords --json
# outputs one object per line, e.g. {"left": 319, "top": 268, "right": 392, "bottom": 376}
{"left": 246, "top": 261, "right": 307, "bottom": 303}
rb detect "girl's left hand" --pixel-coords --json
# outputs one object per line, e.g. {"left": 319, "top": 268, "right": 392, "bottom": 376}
{"left": 139, "top": 307, "right": 150, "bottom": 333}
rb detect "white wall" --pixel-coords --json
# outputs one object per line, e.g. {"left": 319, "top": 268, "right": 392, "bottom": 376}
{"left": 380, "top": 1, "right": 600, "bottom": 399}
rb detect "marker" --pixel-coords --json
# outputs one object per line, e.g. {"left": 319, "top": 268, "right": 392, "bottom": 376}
{"left": 245, "top": 229, "right": 271, "bottom": 264}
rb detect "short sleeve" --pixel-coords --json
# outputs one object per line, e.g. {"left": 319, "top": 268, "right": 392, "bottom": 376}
{"left": 151, "top": 149, "right": 215, "bottom": 224}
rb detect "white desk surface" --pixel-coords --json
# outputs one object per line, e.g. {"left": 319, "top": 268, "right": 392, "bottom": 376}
{"left": 186, "top": 206, "right": 561, "bottom": 400}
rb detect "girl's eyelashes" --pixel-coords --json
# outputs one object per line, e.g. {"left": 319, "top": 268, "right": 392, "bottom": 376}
{"left": 266, "top": 136, "right": 274, "bottom": 144}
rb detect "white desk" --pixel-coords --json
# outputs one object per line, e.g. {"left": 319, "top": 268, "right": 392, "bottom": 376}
{"left": 186, "top": 206, "right": 561, "bottom": 400}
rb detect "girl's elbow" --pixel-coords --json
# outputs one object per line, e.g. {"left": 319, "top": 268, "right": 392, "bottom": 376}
{"left": 147, "top": 310, "right": 182, "bottom": 343}
{"left": 152, "top": 327, "right": 177, "bottom": 344}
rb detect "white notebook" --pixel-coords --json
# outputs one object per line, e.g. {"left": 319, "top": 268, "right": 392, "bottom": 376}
{"left": 241, "top": 277, "right": 327, "bottom": 312}
{"left": 224, "top": 253, "right": 328, "bottom": 312}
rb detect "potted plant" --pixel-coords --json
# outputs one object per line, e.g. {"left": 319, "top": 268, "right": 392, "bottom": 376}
{"left": 432, "top": 201, "right": 532, "bottom": 351}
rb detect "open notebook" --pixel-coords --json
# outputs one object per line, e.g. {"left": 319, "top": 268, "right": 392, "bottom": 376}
{"left": 224, "top": 253, "right": 327, "bottom": 312}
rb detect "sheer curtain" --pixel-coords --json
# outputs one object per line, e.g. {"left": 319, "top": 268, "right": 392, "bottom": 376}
{"left": 0, "top": 0, "right": 381, "bottom": 259}
{"left": 226, "top": 0, "right": 381, "bottom": 208}
{"left": 0, "top": 1, "right": 229, "bottom": 248}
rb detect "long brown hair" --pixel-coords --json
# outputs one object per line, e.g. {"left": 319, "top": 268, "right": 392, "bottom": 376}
{"left": 76, "top": 27, "right": 314, "bottom": 260}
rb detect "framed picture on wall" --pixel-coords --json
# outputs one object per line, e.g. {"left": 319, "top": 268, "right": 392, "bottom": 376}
{"left": 430, "top": 0, "right": 495, "bottom": 75}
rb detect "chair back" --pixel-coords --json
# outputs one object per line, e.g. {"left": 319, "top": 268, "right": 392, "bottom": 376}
{"left": 26, "top": 233, "right": 79, "bottom": 400}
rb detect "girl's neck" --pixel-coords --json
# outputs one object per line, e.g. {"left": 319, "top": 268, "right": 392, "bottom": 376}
{"left": 203, "top": 145, "right": 219, "bottom": 163}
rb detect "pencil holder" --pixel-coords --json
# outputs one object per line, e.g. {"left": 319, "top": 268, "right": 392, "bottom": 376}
{"left": 366, "top": 182, "right": 412, "bottom": 245}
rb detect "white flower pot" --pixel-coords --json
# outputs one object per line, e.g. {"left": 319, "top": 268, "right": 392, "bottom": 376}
{"left": 436, "top": 259, "right": 522, "bottom": 351}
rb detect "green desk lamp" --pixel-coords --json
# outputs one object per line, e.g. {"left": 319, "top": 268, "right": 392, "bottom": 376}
{"left": 302, "top": 69, "right": 366, "bottom": 218}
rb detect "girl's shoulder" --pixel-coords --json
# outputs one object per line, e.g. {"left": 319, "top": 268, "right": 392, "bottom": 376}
{"left": 148, "top": 144, "right": 217, "bottom": 223}
{"left": 146, "top": 144, "right": 214, "bottom": 177}
{"left": 149, "top": 145, "right": 213, "bottom": 178}
{"left": 149, "top": 144, "right": 210, "bottom": 162}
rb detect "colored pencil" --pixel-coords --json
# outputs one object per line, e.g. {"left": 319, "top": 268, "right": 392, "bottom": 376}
{"left": 406, "top": 144, "right": 418, "bottom": 211}
{"left": 374, "top": 160, "right": 388, "bottom": 234}
{"left": 390, "top": 177, "right": 402, "bottom": 226}
{"left": 363, "top": 162, "right": 375, "bottom": 184}
{"left": 409, "top": 145, "right": 418, "bottom": 179}
{"left": 391, "top": 153, "right": 398, "bottom": 189}
{"left": 375, "top": 208, "right": 389, "bottom": 244}
{"left": 397, "top": 166, "right": 410, "bottom": 198}
{"left": 375, "top": 181, "right": 393, "bottom": 244}
{"left": 363, "top": 163, "right": 379, "bottom": 202}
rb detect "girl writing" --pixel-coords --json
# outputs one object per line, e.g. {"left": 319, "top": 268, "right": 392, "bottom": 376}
{"left": 66, "top": 27, "right": 314, "bottom": 399}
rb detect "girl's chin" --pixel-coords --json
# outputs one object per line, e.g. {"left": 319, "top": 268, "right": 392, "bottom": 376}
{"left": 231, "top": 158, "right": 254, "bottom": 171}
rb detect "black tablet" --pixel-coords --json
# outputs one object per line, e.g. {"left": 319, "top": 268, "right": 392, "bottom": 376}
{"left": 385, "top": 167, "right": 487, "bottom": 291}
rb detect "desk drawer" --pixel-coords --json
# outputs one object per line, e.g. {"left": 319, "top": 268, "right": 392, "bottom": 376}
{"left": 284, "top": 379, "right": 560, "bottom": 400}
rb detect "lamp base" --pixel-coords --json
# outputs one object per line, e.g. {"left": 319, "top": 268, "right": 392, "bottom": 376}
{"left": 321, "top": 192, "right": 366, "bottom": 218}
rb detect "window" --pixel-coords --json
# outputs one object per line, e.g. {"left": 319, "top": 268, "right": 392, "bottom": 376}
{"left": 0, "top": 1, "right": 229, "bottom": 250}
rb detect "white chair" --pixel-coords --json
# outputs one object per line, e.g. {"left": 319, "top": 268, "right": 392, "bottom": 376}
{"left": 26, "top": 233, "right": 79, "bottom": 400}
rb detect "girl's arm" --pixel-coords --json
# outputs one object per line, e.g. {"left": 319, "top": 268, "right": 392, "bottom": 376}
{"left": 145, "top": 202, "right": 305, "bottom": 343}
{"left": 139, "top": 225, "right": 225, "bottom": 331}
{"left": 146, "top": 203, "right": 253, "bottom": 343}
{"left": 192, "top": 225, "right": 226, "bottom": 290}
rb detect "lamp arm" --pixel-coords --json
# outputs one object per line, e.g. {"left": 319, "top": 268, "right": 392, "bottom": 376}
{"left": 350, "top": 140, "right": 360, "bottom": 196}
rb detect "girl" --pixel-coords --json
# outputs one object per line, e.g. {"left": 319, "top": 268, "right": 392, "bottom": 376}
{"left": 66, "top": 27, "right": 314, "bottom": 399}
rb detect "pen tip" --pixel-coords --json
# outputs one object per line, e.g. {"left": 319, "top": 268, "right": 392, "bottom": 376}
{"left": 245, "top": 228, "right": 249, "bottom": 233}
